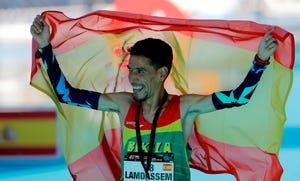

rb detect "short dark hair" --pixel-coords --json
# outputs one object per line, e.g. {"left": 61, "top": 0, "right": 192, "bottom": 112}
{"left": 129, "top": 38, "right": 173, "bottom": 75}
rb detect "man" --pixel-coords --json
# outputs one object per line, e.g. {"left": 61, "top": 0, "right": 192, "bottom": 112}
{"left": 31, "top": 14, "right": 278, "bottom": 180}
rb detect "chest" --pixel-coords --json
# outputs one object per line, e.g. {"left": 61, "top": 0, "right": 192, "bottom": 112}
{"left": 142, "top": 108, "right": 166, "bottom": 124}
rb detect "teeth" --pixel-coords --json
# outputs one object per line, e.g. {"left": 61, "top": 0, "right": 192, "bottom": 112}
{"left": 133, "top": 85, "right": 143, "bottom": 90}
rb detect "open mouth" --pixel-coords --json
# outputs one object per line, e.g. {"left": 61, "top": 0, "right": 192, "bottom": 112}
{"left": 132, "top": 85, "right": 143, "bottom": 93}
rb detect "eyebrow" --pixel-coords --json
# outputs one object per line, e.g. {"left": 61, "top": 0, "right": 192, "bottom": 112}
{"left": 127, "top": 65, "right": 145, "bottom": 70}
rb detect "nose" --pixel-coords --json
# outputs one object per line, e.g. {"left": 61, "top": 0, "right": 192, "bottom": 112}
{"left": 128, "top": 71, "right": 138, "bottom": 84}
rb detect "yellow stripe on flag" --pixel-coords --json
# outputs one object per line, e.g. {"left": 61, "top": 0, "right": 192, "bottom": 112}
{"left": 0, "top": 120, "right": 56, "bottom": 147}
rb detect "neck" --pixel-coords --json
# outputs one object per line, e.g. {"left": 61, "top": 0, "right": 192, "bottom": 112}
{"left": 142, "top": 89, "right": 167, "bottom": 113}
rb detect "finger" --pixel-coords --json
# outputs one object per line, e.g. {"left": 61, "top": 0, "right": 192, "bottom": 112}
{"left": 40, "top": 17, "right": 47, "bottom": 26}
{"left": 266, "top": 37, "right": 277, "bottom": 46}
{"left": 265, "top": 42, "right": 278, "bottom": 54}
{"left": 36, "top": 15, "right": 47, "bottom": 27}
{"left": 34, "top": 19, "right": 43, "bottom": 28}
{"left": 34, "top": 15, "right": 46, "bottom": 27}
{"left": 263, "top": 27, "right": 275, "bottom": 41}
{"left": 35, "top": 15, "right": 43, "bottom": 22}
{"left": 268, "top": 36, "right": 277, "bottom": 44}
{"left": 266, "top": 43, "right": 278, "bottom": 51}
{"left": 30, "top": 24, "right": 40, "bottom": 34}
{"left": 265, "top": 27, "right": 275, "bottom": 36}
{"left": 265, "top": 34, "right": 274, "bottom": 43}
{"left": 32, "top": 21, "right": 43, "bottom": 32}
{"left": 32, "top": 21, "right": 42, "bottom": 33}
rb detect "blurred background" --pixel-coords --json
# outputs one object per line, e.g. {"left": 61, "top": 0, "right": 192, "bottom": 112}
{"left": 0, "top": 0, "right": 299, "bottom": 180}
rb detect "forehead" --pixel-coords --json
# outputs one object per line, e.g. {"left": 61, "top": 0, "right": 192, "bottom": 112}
{"left": 128, "top": 55, "right": 152, "bottom": 68}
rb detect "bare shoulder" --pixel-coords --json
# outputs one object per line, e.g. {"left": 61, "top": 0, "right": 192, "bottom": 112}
{"left": 180, "top": 94, "right": 215, "bottom": 116}
{"left": 98, "top": 92, "right": 134, "bottom": 113}
{"left": 180, "top": 94, "right": 208, "bottom": 108}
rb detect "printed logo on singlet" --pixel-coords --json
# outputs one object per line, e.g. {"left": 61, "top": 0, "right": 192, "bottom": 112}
{"left": 124, "top": 152, "right": 174, "bottom": 180}
{"left": 125, "top": 121, "right": 144, "bottom": 128}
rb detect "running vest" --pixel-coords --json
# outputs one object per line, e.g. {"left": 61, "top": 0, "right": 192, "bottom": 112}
{"left": 121, "top": 95, "right": 190, "bottom": 181}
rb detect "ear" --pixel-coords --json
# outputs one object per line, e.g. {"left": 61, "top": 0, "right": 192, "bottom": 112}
{"left": 158, "top": 66, "right": 169, "bottom": 81}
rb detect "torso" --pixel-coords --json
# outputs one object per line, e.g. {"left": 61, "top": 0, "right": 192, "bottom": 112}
{"left": 118, "top": 94, "right": 197, "bottom": 145}
{"left": 121, "top": 95, "right": 191, "bottom": 181}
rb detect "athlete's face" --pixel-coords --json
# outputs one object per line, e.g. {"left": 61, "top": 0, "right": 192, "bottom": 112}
{"left": 127, "top": 55, "right": 163, "bottom": 102}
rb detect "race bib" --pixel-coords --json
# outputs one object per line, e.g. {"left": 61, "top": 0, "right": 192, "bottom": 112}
{"left": 124, "top": 152, "right": 174, "bottom": 181}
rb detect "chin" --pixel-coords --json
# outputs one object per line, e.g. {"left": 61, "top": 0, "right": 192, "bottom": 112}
{"left": 133, "top": 94, "right": 146, "bottom": 102}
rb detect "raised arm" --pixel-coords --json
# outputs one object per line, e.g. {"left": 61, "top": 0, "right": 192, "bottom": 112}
{"left": 181, "top": 30, "right": 278, "bottom": 116}
{"left": 30, "top": 15, "right": 132, "bottom": 113}
{"left": 212, "top": 30, "right": 278, "bottom": 110}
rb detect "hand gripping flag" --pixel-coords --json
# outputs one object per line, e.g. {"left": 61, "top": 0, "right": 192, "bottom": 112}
{"left": 30, "top": 10, "right": 295, "bottom": 181}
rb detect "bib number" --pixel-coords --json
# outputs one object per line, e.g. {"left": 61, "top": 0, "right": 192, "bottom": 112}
{"left": 124, "top": 152, "right": 174, "bottom": 181}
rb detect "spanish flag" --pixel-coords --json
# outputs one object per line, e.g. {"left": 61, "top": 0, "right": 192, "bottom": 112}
{"left": 30, "top": 10, "right": 294, "bottom": 181}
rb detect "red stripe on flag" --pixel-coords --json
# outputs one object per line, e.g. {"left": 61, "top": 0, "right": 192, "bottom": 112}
{"left": 32, "top": 11, "right": 294, "bottom": 69}
{"left": 0, "top": 111, "right": 56, "bottom": 119}
{"left": 188, "top": 127, "right": 283, "bottom": 181}
{"left": 163, "top": 163, "right": 173, "bottom": 171}
{"left": 68, "top": 128, "right": 121, "bottom": 181}
{"left": 0, "top": 147, "right": 56, "bottom": 155}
